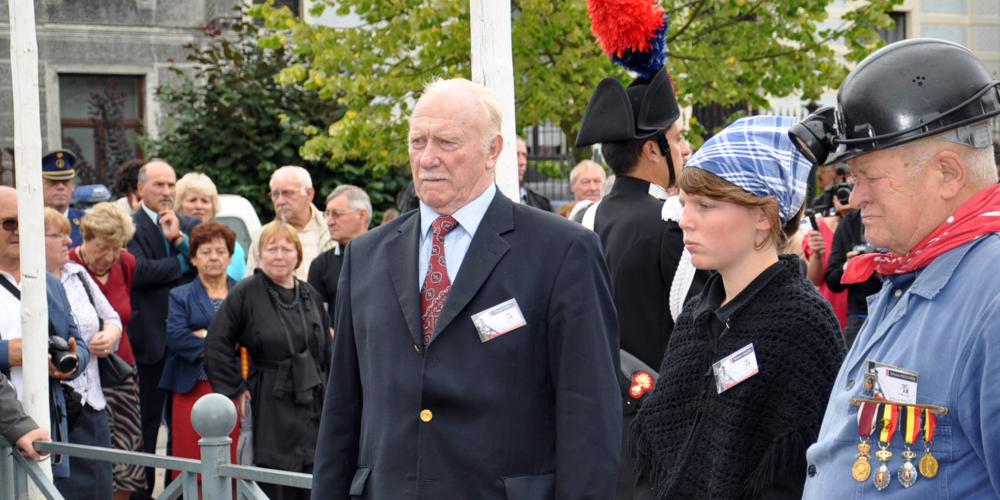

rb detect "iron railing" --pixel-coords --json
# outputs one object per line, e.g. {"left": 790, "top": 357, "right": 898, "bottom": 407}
{"left": 0, "top": 393, "right": 311, "bottom": 500}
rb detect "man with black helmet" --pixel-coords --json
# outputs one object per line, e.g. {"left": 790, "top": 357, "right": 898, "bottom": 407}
{"left": 791, "top": 38, "right": 1000, "bottom": 498}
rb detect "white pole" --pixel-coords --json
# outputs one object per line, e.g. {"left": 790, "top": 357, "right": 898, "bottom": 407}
{"left": 469, "top": 0, "right": 520, "bottom": 202}
{"left": 8, "top": 0, "right": 53, "bottom": 486}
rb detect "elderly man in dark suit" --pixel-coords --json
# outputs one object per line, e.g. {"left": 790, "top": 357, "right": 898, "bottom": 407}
{"left": 312, "top": 79, "right": 621, "bottom": 500}
{"left": 126, "top": 160, "right": 199, "bottom": 495}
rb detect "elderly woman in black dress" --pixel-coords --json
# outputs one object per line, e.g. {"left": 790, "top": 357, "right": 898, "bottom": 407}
{"left": 205, "top": 220, "right": 330, "bottom": 500}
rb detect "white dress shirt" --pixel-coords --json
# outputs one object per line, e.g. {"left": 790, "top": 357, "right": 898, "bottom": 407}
{"left": 0, "top": 270, "right": 22, "bottom": 398}
{"left": 418, "top": 183, "right": 496, "bottom": 287}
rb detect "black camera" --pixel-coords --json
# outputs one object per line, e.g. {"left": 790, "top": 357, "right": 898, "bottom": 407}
{"left": 49, "top": 335, "right": 78, "bottom": 374}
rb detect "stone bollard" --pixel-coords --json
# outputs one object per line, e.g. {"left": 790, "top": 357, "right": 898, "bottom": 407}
{"left": 192, "top": 393, "right": 236, "bottom": 499}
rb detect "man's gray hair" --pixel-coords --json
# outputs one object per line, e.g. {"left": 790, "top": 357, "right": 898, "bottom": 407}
{"left": 901, "top": 127, "right": 998, "bottom": 186}
{"left": 421, "top": 78, "right": 502, "bottom": 150}
{"left": 569, "top": 160, "right": 606, "bottom": 186}
{"left": 137, "top": 159, "right": 173, "bottom": 184}
{"left": 327, "top": 184, "right": 372, "bottom": 225}
{"left": 271, "top": 165, "right": 313, "bottom": 189}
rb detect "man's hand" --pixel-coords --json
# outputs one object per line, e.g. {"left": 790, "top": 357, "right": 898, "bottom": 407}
{"left": 159, "top": 210, "right": 182, "bottom": 243}
{"left": 89, "top": 329, "right": 120, "bottom": 358}
{"left": 7, "top": 337, "right": 22, "bottom": 367}
{"left": 48, "top": 337, "right": 78, "bottom": 380}
{"left": 15, "top": 427, "right": 50, "bottom": 461}
{"left": 192, "top": 328, "right": 208, "bottom": 339}
{"left": 807, "top": 230, "right": 826, "bottom": 256}
{"left": 845, "top": 250, "right": 861, "bottom": 261}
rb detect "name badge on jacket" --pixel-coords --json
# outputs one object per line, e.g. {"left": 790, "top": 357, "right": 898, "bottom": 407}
{"left": 471, "top": 298, "right": 526, "bottom": 342}
{"left": 712, "top": 343, "right": 759, "bottom": 394}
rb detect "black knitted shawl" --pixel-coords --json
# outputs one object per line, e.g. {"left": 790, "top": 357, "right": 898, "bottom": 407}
{"left": 629, "top": 256, "right": 845, "bottom": 499}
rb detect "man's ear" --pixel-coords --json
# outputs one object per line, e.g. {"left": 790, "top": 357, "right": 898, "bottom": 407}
{"left": 490, "top": 135, "right": 504, "bottom": 159}
{"left": 932, "top": 149, "right": 968, "bottom": 201}
{"left": 642, "top": 139, "right": 661, "bottom": 162}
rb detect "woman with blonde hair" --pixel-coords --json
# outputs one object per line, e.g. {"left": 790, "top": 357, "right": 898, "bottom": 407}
{"left": 68, "top": 202, "right": 146, "bottom": 498}
{"left": 174, "top": 172, "right": 247, "bottom": 279}
{"left": 629, "top": 117, "right": 845, "bottom": 499}
{"left": 45, "top": 208, "right": 122, "bottom": 500}
{"left": 205, "top": 221, "right": 330, "bottom": 500}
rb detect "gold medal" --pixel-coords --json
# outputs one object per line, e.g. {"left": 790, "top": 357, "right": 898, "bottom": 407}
{"left": 852, "top": 456, "right": 872, "bottom": 482}
{"left": 852, "top": 441, "right": 873, "bottom": 481}
{"left": 919, "top": 408, "right": 939, "bottom": 479}
{"left": 852, "top": 402, "right": 878, "bottom": 482}
{"left": 919, "top": 450, "right": 939, "bottom": 479}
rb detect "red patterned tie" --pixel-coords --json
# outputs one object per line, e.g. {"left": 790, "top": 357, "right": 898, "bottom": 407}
{"left": 421, "top": 215, "right": 458, "bottom": 346}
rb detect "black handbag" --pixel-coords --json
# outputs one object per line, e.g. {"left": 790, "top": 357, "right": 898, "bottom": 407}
{"left": 77, "top": 271, "right": 135, "bottom": 387}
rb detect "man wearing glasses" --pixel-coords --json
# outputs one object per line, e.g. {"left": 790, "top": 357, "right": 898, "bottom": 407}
{"left": 245, "top": 166, "right": 334, "bottom": 280}
{"left": 308, "top": 184, "right": 371, "bottom": 308}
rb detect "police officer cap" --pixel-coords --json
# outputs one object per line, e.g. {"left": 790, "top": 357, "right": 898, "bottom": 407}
{"left": 41, "top": 150, "right": 78, "bottom": 181}
{"left": 830, "top": 38, "right": 1000, "bottom": 164}
{"left": 576, "top": 67, "right": 680, "bottom": 147}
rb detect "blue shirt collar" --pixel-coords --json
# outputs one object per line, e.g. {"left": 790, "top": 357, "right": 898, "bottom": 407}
{"left": 419, "top": 183, "right": 497, "bottom": 240}
{"left": 888, "top": 235, "right": 993, "bottom": 300}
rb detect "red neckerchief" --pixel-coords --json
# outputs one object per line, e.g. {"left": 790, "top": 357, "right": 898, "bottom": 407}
{"left": 843, "top": 184, "right": 1000, "bottom": 284}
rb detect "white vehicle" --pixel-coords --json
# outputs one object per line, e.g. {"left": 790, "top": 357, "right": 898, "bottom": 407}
{"left": 216, "top": 194, "right": 261, "bottom": 261}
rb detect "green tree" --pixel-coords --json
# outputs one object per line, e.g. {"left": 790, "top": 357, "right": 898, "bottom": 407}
{"left": 255, "top": 0, "right": 899, "bottom": 169}
{"left": 144, "top": 11, "right": 407, "bottom": 220}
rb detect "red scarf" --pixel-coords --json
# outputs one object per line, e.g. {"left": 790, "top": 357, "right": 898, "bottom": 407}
{"left": 843, "top": 185, "right": 1000, "bottom": 284}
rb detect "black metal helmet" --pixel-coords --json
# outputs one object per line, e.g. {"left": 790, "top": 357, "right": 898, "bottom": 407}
{"left": 789, "top": 38, "right": 1000, "bottom": 165}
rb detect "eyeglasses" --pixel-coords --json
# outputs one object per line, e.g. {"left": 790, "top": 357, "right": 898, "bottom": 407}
{"left": 269, "top": 189, "right": 304, "bottom": 200}
{"left": 0, "top": 218, "right": 16, "bottom": 232}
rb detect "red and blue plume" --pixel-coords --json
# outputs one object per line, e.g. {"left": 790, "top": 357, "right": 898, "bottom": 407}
{"left": 587, "top": 0, "right": 668, "bottom": 80}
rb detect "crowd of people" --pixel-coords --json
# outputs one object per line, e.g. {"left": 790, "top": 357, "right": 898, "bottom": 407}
{"left": 2, "top": 34, "right": 1000, "bottom": 500}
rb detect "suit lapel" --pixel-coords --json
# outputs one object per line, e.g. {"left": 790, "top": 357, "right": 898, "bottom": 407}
{"left": 136, "top": 209, "right": 167, "bottom": 258}
{"left": 191, "top": 279, "right": 213, "bottom": 326}
{"left": 431, "top": 193, "right": 513, "bottom": 343}
{"left": 387, "top": 214, "right": 424, "bottom": 347}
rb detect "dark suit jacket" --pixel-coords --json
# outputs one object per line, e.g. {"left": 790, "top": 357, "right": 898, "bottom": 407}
{"left": 127, "top": 208, "right": 199, "bottom": 365}
{"left": 312, "top": 190, "right": 621, "bottom": 500}
{"left": 160, "top": 276, "right": 236, "bottom": 394}
{"left": 521, "top": 187, "right": 552, "bottom": 212}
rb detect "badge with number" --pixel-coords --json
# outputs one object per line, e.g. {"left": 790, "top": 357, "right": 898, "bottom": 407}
{"left": 471, "top": 298, "right": 527, "bottom": 343}
{"left": 711, "top": 343, "right": 759, "bottom": 394}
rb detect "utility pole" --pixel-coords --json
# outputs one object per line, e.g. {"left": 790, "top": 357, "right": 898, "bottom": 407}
{"left": 8, "top": 0, "right": 53, "bottom": 491}
{"left": 469, "top": 0, "right": 519, "bottom": 202}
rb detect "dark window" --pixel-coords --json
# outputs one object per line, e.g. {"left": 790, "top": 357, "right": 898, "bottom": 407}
{"left": 58, "top": 74, "right": 144, "bottom": 185}
{"left": 878, "top": 12, "right": 907, "bottom": 44}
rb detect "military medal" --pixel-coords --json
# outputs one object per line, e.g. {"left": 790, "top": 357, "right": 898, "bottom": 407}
{"left": 897, "top": 405, "right": 921, "bottom": 488}
{"left": 919, "top": 408, "right": 939, "bottom": 479}
{"left": 852, "top": 401, "right": 878, "bottom": 482}
{"left": 873, "top": 403, "right": 898, "bottom": 491}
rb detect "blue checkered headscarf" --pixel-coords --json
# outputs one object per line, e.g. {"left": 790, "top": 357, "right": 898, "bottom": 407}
{"left": 685, "top": 115, "right": 812, "bottom": 222}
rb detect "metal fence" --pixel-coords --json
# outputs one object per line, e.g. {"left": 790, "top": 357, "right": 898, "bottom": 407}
{"left": 0, "top": 394, "right": 310, "bottom": 500}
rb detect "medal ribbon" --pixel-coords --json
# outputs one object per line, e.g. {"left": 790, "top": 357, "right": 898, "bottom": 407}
{"left": 905, "top": 405, "right": 922, "bottom": 446}
{"left": 923, "top": 408, "right": 937, "bottom": 445}
{"left": 857, "top": 401, "right": 879, "bottom": 439}
{"left": 879, "top": 403, "right": 899, "bottom": 444}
